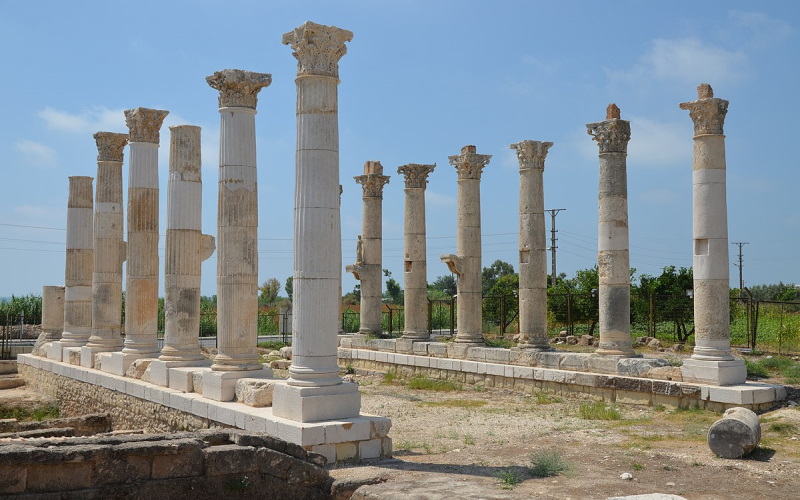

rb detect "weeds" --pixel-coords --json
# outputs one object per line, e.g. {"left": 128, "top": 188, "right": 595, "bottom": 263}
{"left": 407, "top": 376, "right": 461, "bottom": 391}
{"left": 0, "top": 403, "right": 59, "bottom": 421}
{"left": 382, "top": 370, "right": 399, "bottom": 384}
{"left": 463, "top": 434, "right": 476, "bottom": 445}
{"left": 496, "top": 468, "right": 523, "bottom": 489}
{"left": 767, "top": 422, "right": 799, "bottom": 436}
{"left": 256, "top": 341, "right": 289, "bottom": 351}
{"left": 579, "top": 401, "right": 622, "bottom": 420}
{"left": 632, "top": 462, "right": 644, "bottom": 471}
{"left": 534, "top": 392, "right": 562, "bottom": 404}
{"left": 745, "top": 359, "right": 769, "bottom": 378}
{"left": 529, "top": 450, "right": 569, "bottom": 477}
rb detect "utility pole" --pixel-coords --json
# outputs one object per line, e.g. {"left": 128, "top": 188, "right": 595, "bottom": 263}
{"left": 546, "top": 208, "right": 565, "bottom": 285}
{"left": 732, "top": 242, "right": 749, "bottom": 298}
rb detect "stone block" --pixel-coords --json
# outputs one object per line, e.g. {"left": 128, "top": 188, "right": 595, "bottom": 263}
{"left": 560, "top": 353, "right": 590, "bottom": 371}
{"left": 460, "top": 360, "right": 479, "bottom": 373}
{"left": 273, "top": 418, "right": 326, "bottom": 447}
{"left": 79, "top": 346, "right": 110, "bottom": 368}
{"left": 339, "top": 337, "right": 353, "bottom": 348}
{"left": 451, "top": 344, "right": 470, "bottom": 359}
{"left": 466, "top": 348, "right": 487, "bottom": 361}
{"left": 203, "top": 444, "right": 258, "bottom": 476}
{"left": 46, "top": 341, "right": 64, "bottom": 361}
{"left": 310, "top": 444, "right": 336, "bottom": 464}
{"left": 272, "top": 382, "right": 361, "bottom": 423}
{"left": 151, "top": 446, "right": 204, "bottom": 479}
{"left": 27, "top": 462, "right": 91, "bottom": 492}
{"left": 202, "top": 368, "right": 274, "bottom": 402}
{"left": 171, "top": 366, "right": 210, "bottom": 393}
{"left": 235, "top": 378, "right": 277, "bottom": 407}
{"left": 427, "top": 343, "right": 448, "bottom": 357}
{"left": 484, "top": 348, "right": 511, "bottom": 364}
{"left": 681, "top": 359, "right": 747, "bottom": 386}
{"left": 486, "top": 363, "right": 505, "bottom": 377}
{"left": 412, "top": 342, "right": 430, "bottom": 355}
{"left": 323, "top": 418, "right": 371, "bottom": 443}
{"left": 350, "top": 335, "right": 368, "bottom": 349}
{"left": 335, "top": 442, "right": 358, "bottom": 461}
{"left": 587, "top": 355, "right": 619, "bottom": 374}
{"left": 413, "top": 356, "right": 431, "bottom": 368}
{"left": 0, "top": 464, "right": 26, "bottom": 494}
{"left": 616, "top": 390, "right": 652, "bottom": 405}
{"left": 192, "top": 371, "right": 204, "bottom": 393}
{"left": 382, "top": 437, "right": 393, "bottom": 457}
{"left": 66, "top": 347, "right": 82, "bottom": 366}
{"left": 102, "top": 351, "right": 146, "bottom": 376}
{"left": 513, "top": 365, "right": 535, "bottom": 379}
{"left": 395, "top": 339, "right": 414, "bottom": 353}
{"left": 359, "top": 438, "right": 382, "bottom": 459}
{"left": 617, "top": 357, "right": 667, "bottom": 377}
{"left": 535, "top": 351, "right": 563, "bottom": 369}
{"left": 370, "top": 416, "right": 392, "bottom": 439}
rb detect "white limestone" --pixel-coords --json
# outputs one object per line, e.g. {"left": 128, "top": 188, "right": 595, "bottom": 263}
{"left": 441, "top": 145, "right": 491, "bottom": 345}
{"left": 207, "top": 69, "right": 271, "bottom": 373}
{"left": 60, "top": 176, "right": 94, "bottom": 350}
{"left": 679, "top": 83, "right": 746, "bottom": 385}
{"left": 587, "top": 104, "right": 635, "bottom": 357}
{"left": 511, "top": 141, "right": 552, "bottom": 350}
{"left": 398, "top": 164, "right": 436, "bottom": 340}
{"left": 273, "top": 21, "right": 361, "bottom": 422}
{"left": 41, "top": 286, "right": 65, "bottom": 340}
{"left": 346, "top": 161, "right": 390, "bottom": 335}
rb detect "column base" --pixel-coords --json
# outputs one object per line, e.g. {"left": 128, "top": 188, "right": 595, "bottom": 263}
{"left": 149, "top": 359, "right": 212, "bottom": 388}
{"left": 101, "top": 351, "right": 157, "bottom": 376}
{"left": 681, "top": 358, "right": 747, "bottom": 386}
{"left": 401, "top": 331, "right": 431, "bottom": 341}
{"left": 45, "top": 341, "right": 64, "bottom": 362}
{"left": 453, "top": 334, "right": 485, "bottom": 345}
{"left": 594, "top": 347, "right": 637, "bottom": 357}
{"left": 272, "top": 382, "right": 361, "bottom": 423}
{"left": 517, "top": 343, "right": 552, "bottom": 351}
{"left": 80, "top": 346, "right": 120, "bottom": 368}
{"left": 202, "top": 367, "right": 273, "bottom": 402}
{"left": 63, "top": 347, "right": 83, "bottom": 366}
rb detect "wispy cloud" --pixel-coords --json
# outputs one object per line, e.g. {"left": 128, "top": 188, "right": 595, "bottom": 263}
{"left": 426, "top": 190, "right": 455, "bottom": 207}
{"left": 38, "top": 106, "right": 126, "bottom": 134}
{"left": 15, "top": 139, "right": 57, "bottom": 168}
{"left": 626, "top": 116, "right": 691, "bottom": 168}
{"left": 727, "top": 11, "right": 794, "bottom": 49}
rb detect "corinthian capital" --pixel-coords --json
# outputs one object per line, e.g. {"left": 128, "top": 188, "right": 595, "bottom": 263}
{"left": 93, "top": 132, "right": 128, "bottom": 162}
{"left": 397, "top": 164, "right": 436, "bottom": 189}
{"left": 282, "top": 21, "right": 353, "bottom": 78}
{"left": 124, "top": 107, "right": 169, "bottom": 144}
{"left": 679, "top": 83, "right": 728, "bottom": 136}
{"left": 449, "top": 145, "right": 491, "bottom": 180}
{"left": 587, "top": 104, "right": 631, "bottom": 154}
{"left": 206, "top": 69, "right": 272, "bottom": 109}
{"left": 510, "top": 140, "right": 553, "bottom": 171}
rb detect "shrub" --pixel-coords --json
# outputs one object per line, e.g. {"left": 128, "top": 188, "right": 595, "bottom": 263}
{"left": 529, "top": 450, "right": 569, "bottom": 477}
{"left": 579, "top": 401, "right": 621, "bottom": 420}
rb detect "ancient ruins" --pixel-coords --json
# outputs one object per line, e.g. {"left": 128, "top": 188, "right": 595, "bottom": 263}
{"left": 18, "top": 17, "right": 784, "bottom": 477}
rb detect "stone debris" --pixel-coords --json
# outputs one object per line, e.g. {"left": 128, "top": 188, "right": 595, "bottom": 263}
{"left": 708, "top": 406, "right": 761, "bottom": 458}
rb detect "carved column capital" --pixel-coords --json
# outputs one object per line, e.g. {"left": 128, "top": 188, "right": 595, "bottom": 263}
{"left": 510, "top": 140, "right": 553, "bottom": 171}
{"left": 397, "top": 164, "right": 436, "bottom": 188}
{"left": 355, "top": 174, "right": 390, "bottom": 198}
{"left": 282, "top": 21, "right": 353, "bottom": 78}
{"left": 93, "top": 132, "right": 128, "bottom": 162}
{"left": 206, "top": 69, "right": 272, "bottom": 109}
{"left": 124, "top": 107, "right": 169, "bottom": 144}
{"left": 449, "top": 145, "right": 491, "bottom": 180}
{"left": 679, "top": 83, "right": 728, "bottom": 136}
{"left": 587, "top": 104, "right": 631, "bottom": 154}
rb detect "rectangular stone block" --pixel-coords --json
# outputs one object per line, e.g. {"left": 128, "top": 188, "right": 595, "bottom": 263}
{"left": 339, "top": 337, "right": 353, "bottom": 348}
{"left": 359, "top": 438, "right": 382, "bottom": 459}
{"left": 102, "top": 351, "right": 142, "bottom": 376}
{"left": 171, "top": 366, "right": 211, "bottom": 393}
{"left": 616, "top": 390, "right": 652, "bottom": 405}
{"left": 0, "top": 464, "right": 26, "bottom": 494}
{"left": 587, "top": 355, "right": 620, "bottom": 374}
{"left": 513, "top": 366, "right": 535, "bottom": 379}
{"left": 560, "top": 353, "right": 590, "bottom": 371}
{"left": 412, "top": 342, "right": 430, "bottom": 355}
{"left": 151, "top": 447, "right": 204, "bottom": 479}
{"left": 335, "top": 442, "right": 358, "bottom": 461}
{"left": 324, "top": 418, "right": 372, "bottom": 443}
{"left": 535, "top": 351, "right": 563, "bottom": 369}
{"left": 484, "top": 348, "right": 511, "bottom": 364}
{"left": 46, "top": 341, "right": 64, "bottom": 361}
{"left": 203, "top": 445, "right": 258, "bottom": 476}
{"left": 486, "top": 363, "right": 505, "bottom": 376}
{"left": 461, "top": 360, "right": 479, "bottom": 373}
{"left": 466, "top": 348, "right": 487, "bottom": 361}
{"left": 681, "top": 359, "right": 747, "bottom": 386}
{"left": 27, "top": 462, "right": 91, "bottom": 492}
{"left": 427, "top": 343, "right": 448, "bottom": 357}
{"left": 310, "top": 444, "right": 336, "bottom": 464}
{"left": 272, "top": 382, "right": 361, "bottom": 423}
{"left": 202, "top": 368, "right": 273, "bottom": 402}
{"left": 273, "top": 417, "right": 326, "bottom": 446}
{"left": 350, "top": 335, "right": 367, "bottom": 349}
{"left": 413, "top": 356, "right": 430, "bottom": 368}
{"left": 395, "top": 339, "right": 414, "bottom": 353}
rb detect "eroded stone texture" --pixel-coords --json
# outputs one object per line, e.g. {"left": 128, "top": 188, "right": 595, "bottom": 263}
{"left": 346, "top": 161, "right": 390, "bottom": 335}
{"left": 679, "top": 84, "right": 745, "bottom": 385}
{"left": 85, "top": 132, "right": 128, "bottom": 353}
{"left": 398, "top": 164, "right": 436, "bottom": 340}
{"left": 35, "top": 285, "right": 65, "bottom": 355}
{"left": 206, "top": 70, "right": 271, "bottom": 372}
{"left": 61, "top": 176, "right": 94, "bottom": 348}
{"left": 441, "top": 145, "right": 491, "bottom": 345}
{"left": 587, "top": 105, "right": 635, "bottom": 357}
{"left": 511, "top": 141, "right": 552, "bottom": 350}
{"left": 160, "top": 125, "right": 215, "bottom": 362}
{"left": 121, "top": 108, "right": 168, "bottom": 359}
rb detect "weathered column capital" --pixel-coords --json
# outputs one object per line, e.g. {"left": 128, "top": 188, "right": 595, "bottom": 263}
{"left": 449, "top": 145, "right": 491, "bottom": 180}
{"left": 206, "top": 69, "right": 272, "bottom": 109}
{"left": 282, "top": 21, "right": 353, "bottom": 78}
{"left": 397, "top": 163, "right": 436, "bottom": 188}
{"left": 510, "top": 140, "right": 553, "bottom": 171}
{"left": 679, "top": 83, "right": 729, "bottom": 136}
{"left": 587, "top": 104, "right": 631, "bottom": 154}
{"left": 93, "top": 132, "right": 128, "bottom": 162}
{"left": 354, "top": 161, "right": 390, "bottom": 198}
{"left": 124, "top": 107, "right": 169, "bottom": 144}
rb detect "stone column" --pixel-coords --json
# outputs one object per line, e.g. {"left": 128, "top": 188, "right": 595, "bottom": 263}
{"left": 273, "top": 21, "right": 361, "bottom": 423}
{"left": 206, "top": 69, "right": 271, "bottom": 380}
{"left": 81, "top": 132, "right": 128, "bottom": 367}
{"left": 60, "top": 176, "right": 94, "bottom": 356}
{"left": 159, "top": 125, "right": 216, "bottom": 363}
{"left": 680, "top": 83, "right": 746, "bottom": 386}
{"left": 511, "top": 141, "right": 552, "bottom": 350}
{"left": 346, "top": 161, "right": 390, "bottom": 336}
{"left": 36, "top": 285, "right": 64, "bottom": 358}
{"left": 587, "top": 104, "right": 635, "bottom": 357}
{"left": 108, "top": 108, "right": 168, "bottom": 374}
{"left": 441, "top": 145, "right": 491, "bottom": 345}
{"left": 398, "top": 163, "right": 436, "bottom": 340}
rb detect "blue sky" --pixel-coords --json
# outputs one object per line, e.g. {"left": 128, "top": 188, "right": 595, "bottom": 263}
{"left": 1, "top": 0, "right": 798, "bottom": 298}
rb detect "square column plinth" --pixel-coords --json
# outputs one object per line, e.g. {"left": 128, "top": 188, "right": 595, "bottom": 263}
{"left": 149, "top": 359, "right": 212, "bottom": 388}
{"left": 202, "top": 368, "right": 274, "bottom": 402}
{"left": 681, "top": 358, "right": 747, "bottom": 386}
{"left": 272, "top": 383, "right": 361, "bottom": 423}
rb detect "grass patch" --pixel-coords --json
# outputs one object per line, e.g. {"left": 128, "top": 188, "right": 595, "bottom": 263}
{"left": 256, "top": 341, "right": 289, "bottom": 351}
{"left": 767, "top": 422, "right": 799, "bottom": 436}
{"left": 496, "top": 468, "right": 523, "bottom": 489}
{"left": 529, "top": 450, "right": 569, "bottom": 477}
{"left": 783, "top": 365, "right": 800, "bottom": 384}
{"left": 760, "top": 356, "right": 794, "bottom": 372}
{"left": 579, "top": 401, "right": 622, "bottom": 420}
{"left": 484, "top": 337, "right": 515, "bottom": 349}
{"left": 664, "top": 355, "right": 683, "bottom": 367}
{"left": 745, "top": 359, "right": 769, "bottom": 378}
{"left": 381, "top": 370, "right": 399, "bottom": 385}
{"left": 463, "top": 434, "right": 476, "bottom": 445}
{"left": 407, "top": 376, "right": 461, "bottom": 391}
{"left": 420, "top": 399, "right": 487, "bottom": 408}
{"left": 632, "top": 462, "right": 644, "bottom": 471}
{"left": 0, "top": 403, "right": 60, "bottom": 421}
{"left": 533, "top": 392, "right": 562, "bottom": 404}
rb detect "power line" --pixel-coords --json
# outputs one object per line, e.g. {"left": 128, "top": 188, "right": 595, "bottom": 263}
{"left": 732, "top": 242, "right": 749, "bottom": 298}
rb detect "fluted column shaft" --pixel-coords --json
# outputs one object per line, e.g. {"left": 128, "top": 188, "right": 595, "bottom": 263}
{"left": 123, "top": 107, "right": 168, "bottom": 356}
{"left": 42, "top": 285, "right": 65, "bottom": 339}
{"left": 61, "top": 176, "right": 94, "bottom": 347}
{"left": 512, "top": 141, "right": 552, "bottom": 350}
{"left": 160, "top": 125, "right": 215, "bottom": 362}
{"left": 87, "top": 132, "right": 128, "bottom": 349}
{"left": 207, "top": 69, "right": 271, "bottom": 371}
{"left": 399, "top": 164, "right": 435, "bottom": 340}
{"left": 587, "top": 104, "right": 635, "bottom": 356}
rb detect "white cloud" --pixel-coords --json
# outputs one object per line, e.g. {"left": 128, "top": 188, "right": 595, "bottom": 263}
{"left": 426, "top": 190, "right": 456, "bottom": 207}
{"left": 728, "top": 11, "right": 793, "bottom": 49}
{"left": 606, "top": 37, "right": 747, "bottom": 87}
{"left": 626, "top": 116, "right": 691, "bottom": 168}
{"left": 38, "top": 106, "right": 127, "bottom": 134}
{"left": 15, "top": 139, "right": 57, "bottom": 168}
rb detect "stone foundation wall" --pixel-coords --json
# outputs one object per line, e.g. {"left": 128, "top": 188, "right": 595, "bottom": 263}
{"left": 0, "top": 429, "right": 331, "bottom": 499}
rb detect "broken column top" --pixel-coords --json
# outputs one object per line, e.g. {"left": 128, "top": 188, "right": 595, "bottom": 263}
{"left": 363, "top": 160, "right": 383, "bottom": 175}
{"left": 206, "top": 69, "right": 272, "bottom": 109}
{"left": 449, "top": 145, "right": 491, "bottom": 180}
{"left": 282, "top": 21, "right": 353, "bottom": 79}
{"left": 355, "top": 161, "right": 390, "bottom": 197}
{"left": 606, "top": 103, "right": 621, "bottom": 120}
{"left": 679, "top": 82, "right": 728, "bottom": 136}
{"left": 698, "top": 83, "right": 713, "bottom": 99}
{"left": 68, "top": 176, "right": 94, "bottom": 208}
{"left": 93, "top": 132, "right": 129, "bottom": 162}
{"left": 124, "top": 107, "right": 169, "bottom": 144}
{"left": 586, "top": 106, "right": 631, "bottom": 154}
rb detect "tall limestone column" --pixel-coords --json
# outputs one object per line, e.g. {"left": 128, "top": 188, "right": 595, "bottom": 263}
{"left": 441, "top": 145, "right": 491, "bottom": 345}
{"left": 680, "top": 83, "right": 746, "bottom": 386}
{"left": 511, "top": 140, "right": 552, "bottom": 350}
{"left": 346, "top": 161, "right": 390, "bottom": 335}
{"left": 273, "top": 21, "right": 361, "bottom": 423}
{"left": 36, "top": 285, "right": 64, "bottom": 358}
{"left": 587, "top": 104, "right": 635, "bottom": 357}
{"left": 81, "top": 132, "right": 128, "bottom": 367}
{"left": 206, "top": 69, "right": 271, "bottom": 388}
{"left": 60, "top": 176, "right": 94, "bottom": 357}
{"left": 398, "top": 163, "right": 436, "bottom": 340}
{"left": 106, "top": 107, "right": 168, "bottom": 375}
{"left": 159, "top": 125, "right": 215, "bottom": 363}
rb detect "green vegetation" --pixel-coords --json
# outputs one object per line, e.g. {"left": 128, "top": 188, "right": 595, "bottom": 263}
{"left": 579, "top": 401, "right": 622, "bottom": 420}
{"left": 533, "top": 392, "right": 562, "bottom": 405}
{"left": 496, "top": 468, "right": 523, "bottom": 489}
{"left": 381, "top": 370, "right": 399, "bottom": 385}
{"left": 407, "top": 376, "right": 462, "bottom": 391}
{"left": 0, "top": 403, "right": 60, "bottom": 421}
{"left": 256, "top": 341, "right": 289, "bottom": 351}
{"left": 745, "top": 356, "right": 800, "bottom": 382}
{"left": 529, "top": 450, "right": 569, "bottom": 478}
{"left": 420, "top": 399, "right": 486, "bottom": 408}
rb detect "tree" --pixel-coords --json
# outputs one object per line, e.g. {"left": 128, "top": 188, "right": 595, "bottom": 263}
{"left": 483, "top": 273, "right": 519, "bottom": 332}
{"left": 258, "top": 278, "right": 281, "bottom": 306}
{"left": 382, "top": 269, "right": 404, "bottom": 305}
{"left": 429, "top": 274, "right": 457, "bottom": 298}
{"left": 482, "top": 260, "right": 516, "bottom": 296}
{"left": 637, "top": 266, "right": 694, "bottom": 343}
{"left": 284, "top": 276, "right": 293, "bottom": 301}
{"left": 343, "top": 283, "right": 361, "bottom": 305}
